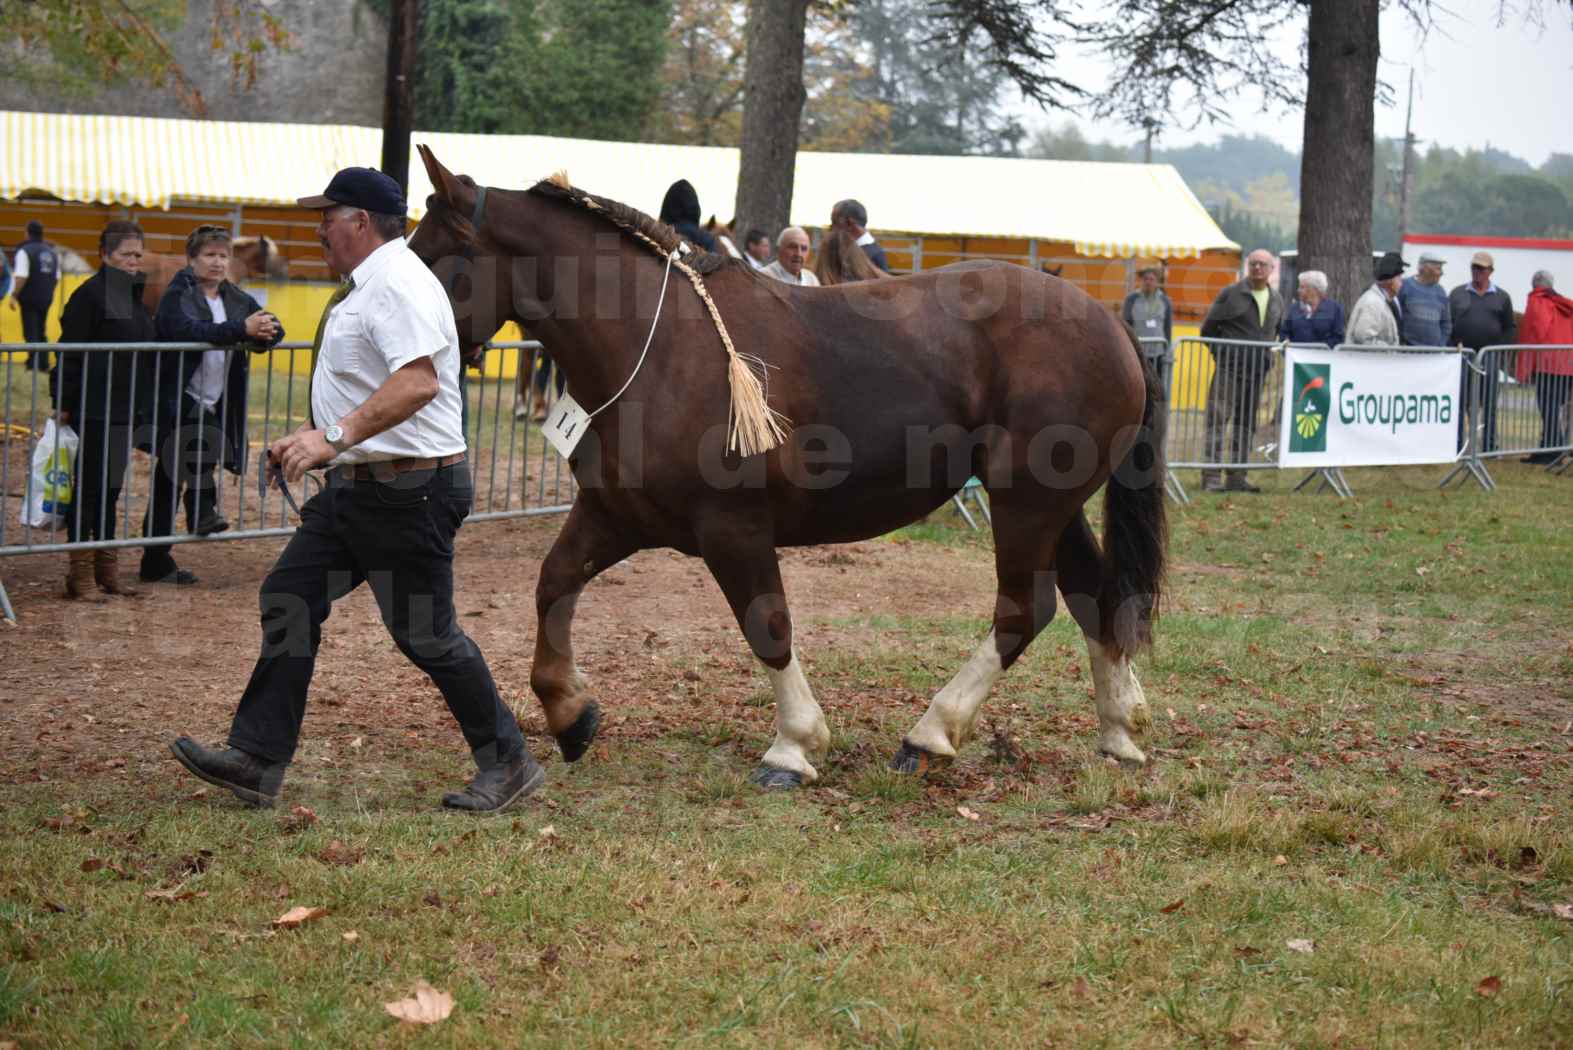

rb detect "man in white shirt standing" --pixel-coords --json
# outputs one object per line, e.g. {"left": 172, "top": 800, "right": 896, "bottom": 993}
{"left": 170, "top": 168, "right": 539, "bottom": 813}
{"left": 763, "top": 227, "right": 820, "bottom": 286}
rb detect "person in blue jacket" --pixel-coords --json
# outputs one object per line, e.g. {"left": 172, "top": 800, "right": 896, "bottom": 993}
{"left": 1279, "top": 269, "right": 1345, "bottom": 348}
{"left": 141, "top": 224, "right": 283, "bottom": 585}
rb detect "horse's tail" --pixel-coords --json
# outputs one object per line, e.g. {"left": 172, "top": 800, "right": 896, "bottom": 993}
{"left": 1100, "top": 327, "right": 1168, "bottom": 656}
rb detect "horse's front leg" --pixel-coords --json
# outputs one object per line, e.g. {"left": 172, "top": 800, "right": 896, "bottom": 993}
{"left": 697, "top": 515, "right": 829, "bottom": 789}
{"left": 531, "top": 499, "right": 637, "bottom": 762}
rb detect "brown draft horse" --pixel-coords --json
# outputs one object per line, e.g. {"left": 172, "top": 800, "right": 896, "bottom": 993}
{"left": 410, "top": 146, "right": 1167, "bottom": 789}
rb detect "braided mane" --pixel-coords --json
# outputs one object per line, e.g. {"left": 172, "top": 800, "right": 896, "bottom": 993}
{"left": 528, "top": 174, "right": 733, "bottom": 276}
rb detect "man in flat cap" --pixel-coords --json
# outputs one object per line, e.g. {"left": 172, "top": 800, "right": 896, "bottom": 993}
{"left": 170, "top": 167, "right": 541, "bottom": 813}
{"left": 1398, "top": 251, "right": 1452, "bottom": 348}
{"left": 1348, "top": 251, "right": 1407, "bottom": 346}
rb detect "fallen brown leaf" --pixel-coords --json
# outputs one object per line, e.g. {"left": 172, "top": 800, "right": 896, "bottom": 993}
{"left": 272, "top": 906, "right": 328, "bottom": 929}
{"left": 145, "top": 887, "right": 203, "bottom": 904}
{"left": 957, "top": 806, "right": 981, "bottom": 822}
{"left": 1476, "top": 975, "right": 1502, "bottom": 998}
{"left": 342, "top": 931, "right": 359, "bottom": 943}
{"left": 1272, "top": 855, "right": 1289, "bottom": 867}
{"left": 1285, "top": 938, "right": 1315, "bottom": 954}
{"left": 80, "top": 858, "right": 106, "bottom": 873}
{"left": 317, "top": 840, "right": 364, "bottom": 867}
{"left": 384, "top": 981, "right": 454, "bottom": 1025}
{"left": 1159, "top": 899, "right": 1185, "bottom": 914}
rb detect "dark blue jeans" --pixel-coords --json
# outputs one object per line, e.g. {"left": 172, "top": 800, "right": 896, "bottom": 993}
{"left": 228, "top": 462, "right": 523, "bottom": 768}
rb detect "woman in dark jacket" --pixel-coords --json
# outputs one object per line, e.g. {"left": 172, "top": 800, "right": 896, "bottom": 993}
{"left": 658, "top": 179, "right": 719, "bottom": 253}
{"left": 141, "top": 224, "right": 282, "bottom": 585}
{"left": 52, "top": 220, "right": 153, "bottom": 599}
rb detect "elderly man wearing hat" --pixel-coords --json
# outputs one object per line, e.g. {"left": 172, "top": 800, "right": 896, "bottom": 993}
{"left": 1450, "top": 250, "right": 1518, "bottom": 452}
{"left": 1347, "top": 251, "right": 1407, "bottom": 346}
{"left": 168, "top": 167, "right": 542, "bottom": 813}
{"left": 1398, "top": 251, "right": 1452, "bottom": 348}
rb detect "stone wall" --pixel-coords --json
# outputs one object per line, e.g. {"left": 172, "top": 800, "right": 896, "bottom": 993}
{"left": 0, "top": 0, "right": 388, "bottom": 127}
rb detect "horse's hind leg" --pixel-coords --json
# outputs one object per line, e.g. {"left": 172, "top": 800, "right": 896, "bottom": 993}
{"left": 1055, "top": 512, "right": 1151, "bottom": 766}
{"left": 894, "top": 500, "right": 1071, "bottom": 771}
{"left": 531, "top": 500, "right": 637, "bottom": 762}
{"left": 697, "top": 516, "right": 829, "bottom": 789}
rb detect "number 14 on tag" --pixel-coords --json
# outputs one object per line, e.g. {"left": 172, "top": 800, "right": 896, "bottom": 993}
{"left": 541, "top": 393, "right": 591, "bottom": 459}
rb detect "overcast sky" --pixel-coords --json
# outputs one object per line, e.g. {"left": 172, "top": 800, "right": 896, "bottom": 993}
{"left": 1026, "top": 5, "right": 1573, "bottom": 167}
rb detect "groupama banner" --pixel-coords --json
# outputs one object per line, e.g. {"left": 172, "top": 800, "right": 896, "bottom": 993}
{"left": 1278, "top": 346, "right": 1463, "bottom": 467}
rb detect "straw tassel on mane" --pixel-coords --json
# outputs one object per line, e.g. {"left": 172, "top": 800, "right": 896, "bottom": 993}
{"left": 533, "top": 172, "right": 790, "bottom": 457}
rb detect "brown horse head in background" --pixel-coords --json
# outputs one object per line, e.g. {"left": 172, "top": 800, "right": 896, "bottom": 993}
{"left": 408, "top": 144, "right": 1167, "bottom": 792}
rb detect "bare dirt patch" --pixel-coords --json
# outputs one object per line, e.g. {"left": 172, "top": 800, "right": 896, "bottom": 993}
{"left": 0, "top": 517, "right": 996, "bottom": 786}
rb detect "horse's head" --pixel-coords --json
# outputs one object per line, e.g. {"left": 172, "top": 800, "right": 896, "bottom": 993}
{"left": 230, "top": 236, "right": 289, "bottom": 280}
{"left": 411, "top": 144, "right": 503, "bottom": 356}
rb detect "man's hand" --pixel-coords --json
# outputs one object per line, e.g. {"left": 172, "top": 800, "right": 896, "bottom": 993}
{"left": 55, "top": 409, "right": 71, "bottom": 425}
{"left": 244, "top": 310, "right": 279, "bottom": 341}
{"left": 268, "top": 428, "right": 336, "bottom": 483}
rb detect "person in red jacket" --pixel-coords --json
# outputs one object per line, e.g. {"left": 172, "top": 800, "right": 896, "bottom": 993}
{"left": 1514, "top": 270, "right": 1573, "bottom": 464}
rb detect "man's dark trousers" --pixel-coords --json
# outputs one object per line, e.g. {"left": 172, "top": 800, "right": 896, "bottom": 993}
{"left": 141, "top": 396, "right": 223, "bottom": 576}
{"left": 227, "top": 462, "right": 524, "bottom": 768}
{"left": 21, "top": 305, "right": 49, "bottom": 370}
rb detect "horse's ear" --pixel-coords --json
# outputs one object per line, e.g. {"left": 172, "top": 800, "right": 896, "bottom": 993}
{"left": 418, "top": 144, "right": 463, "bottom": 205}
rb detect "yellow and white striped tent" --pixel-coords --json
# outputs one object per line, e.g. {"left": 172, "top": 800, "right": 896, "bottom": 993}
{"left": 1, "top": 110, "right": 1237, "bottom": 260}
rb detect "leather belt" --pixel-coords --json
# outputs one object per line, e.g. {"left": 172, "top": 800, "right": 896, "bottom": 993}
{"left": 333, "top": 452, "right": 466, "bottom": 482}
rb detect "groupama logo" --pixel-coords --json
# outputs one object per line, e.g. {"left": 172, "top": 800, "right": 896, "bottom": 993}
{"left": 1290, "top": 362, "right": 1331, "bottom": 453}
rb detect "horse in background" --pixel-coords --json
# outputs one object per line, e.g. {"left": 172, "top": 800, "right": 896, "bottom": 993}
{"left": 704, "top": 215, "right": 745, "bottom": 261}
{"left": 140, "top": 235, "right": 288, "bottom": 312}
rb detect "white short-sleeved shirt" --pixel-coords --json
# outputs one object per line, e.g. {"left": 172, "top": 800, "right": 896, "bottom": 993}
{"left": 12, "top": 248, "right": 28, "bottom": 279}
{"left": 310, "top": 237, "right": 466, "bottom": 465}
{"left": 763, "top": 260, "right": 820, "bottom": 286}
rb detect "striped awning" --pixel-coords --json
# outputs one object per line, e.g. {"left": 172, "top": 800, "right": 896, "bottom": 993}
{"left": 2, "top": 109, "right": 1239, "bottom": 259}
{"left": 0, "top": 110, "right": 376, "bottom": 211}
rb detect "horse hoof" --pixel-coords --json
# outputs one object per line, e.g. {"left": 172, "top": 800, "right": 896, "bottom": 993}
{"left": 889, "top": 741, "right": 939, "bottom": 776}
{"left": 1099, "top": 748, "right": 1149, "bottom": 770}
{"left": 554, "top": 703, "right": 601, "bottom": 763}
{"left": 749, "top": 765, "right": 804, "bottom": 791}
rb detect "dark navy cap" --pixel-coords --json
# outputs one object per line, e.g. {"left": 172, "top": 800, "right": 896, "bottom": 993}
{"left": 1375, "top": 251, "right": 1408, "bottom": 280}
{"left": 298, "top": 167, "right": 407, "bottom": 216}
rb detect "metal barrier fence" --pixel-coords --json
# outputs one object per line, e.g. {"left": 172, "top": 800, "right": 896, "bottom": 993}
{"left": 1, "top": 340, "right": 573, "bottom": 620}
{"left": 1148, "top": 338, "right": 1573, "bottom": 501}
{"left": 1468, "top": 346, "right": 1573, "bottom": 471}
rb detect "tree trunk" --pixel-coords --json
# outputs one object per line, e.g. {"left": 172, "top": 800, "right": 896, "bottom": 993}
{"left": 380, "top": 0, "right": 419, "bottom": 193}
{"left": 733, "top": 0, "right": 809, "bottom": 239}
{"left": 1296, "top": 0, "right": 1379, "bottom": 312}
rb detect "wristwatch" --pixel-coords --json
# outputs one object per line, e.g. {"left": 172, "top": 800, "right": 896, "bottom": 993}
{"left": 323, "top": 422, "right": 350, "bottom": 453}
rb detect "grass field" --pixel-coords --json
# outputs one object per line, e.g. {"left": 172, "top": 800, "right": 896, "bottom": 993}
{"left": 1, "top": 464, "right": 1570, "bottom": 1047}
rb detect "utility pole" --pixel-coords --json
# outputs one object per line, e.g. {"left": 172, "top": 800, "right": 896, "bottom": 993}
{"left": 381, "top": 0, "right": 419, "bottom": 193}
{"left": 1397, "top": 68, "right": 1415, "bottom": 248}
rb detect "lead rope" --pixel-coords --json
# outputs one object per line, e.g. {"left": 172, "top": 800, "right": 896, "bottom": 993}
{"left": 583, "top": 244, "right": 680, "bottom": 419}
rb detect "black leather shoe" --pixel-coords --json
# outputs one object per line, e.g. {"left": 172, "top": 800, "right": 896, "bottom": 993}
{"left": 1224, "top": 476, "right": 1262, "bottom": 493}
{"left": 169, "top": 737, "right": 285, "bottom": 807}
{"left": 194, "top": 514, "right": 230, "bottom": 537}
{"left": 441, "top": 753, "right": 545, "bottom": 813}
{"left": 141, "top": 566, "right": 199, "bottom": 585}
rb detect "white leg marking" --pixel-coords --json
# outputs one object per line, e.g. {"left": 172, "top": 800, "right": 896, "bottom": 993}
{"left": 1086, "top": 636, "right": 1151, "bottom": 765}
{"left": 904, "top": 630, "right": 1005, "bottom": 757}
{"left": 759, "top": 652, "right": 831, "bottom": 783}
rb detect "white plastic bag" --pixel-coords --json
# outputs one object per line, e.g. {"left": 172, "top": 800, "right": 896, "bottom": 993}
{"left": 21, "top": 418, "right": 78, "bottom": 528}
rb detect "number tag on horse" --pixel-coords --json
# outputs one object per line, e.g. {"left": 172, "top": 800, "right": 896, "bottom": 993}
{"left": 541, "top": 393, "right": 591, "bottom": 459}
